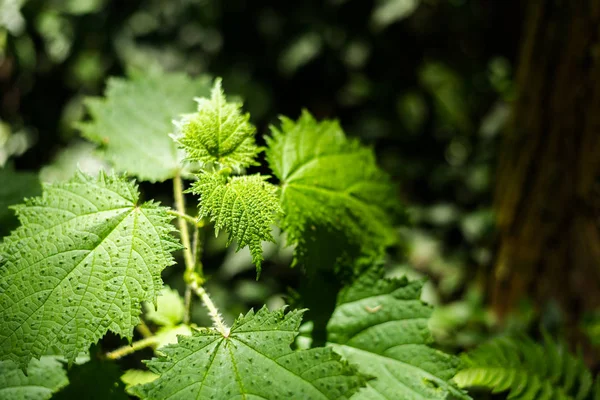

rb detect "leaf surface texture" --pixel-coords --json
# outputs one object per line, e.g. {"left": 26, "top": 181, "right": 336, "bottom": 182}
{"left": 0, "top": 172, "right": 179, "bottom": 367}
{"left": 327, "top": 266, "right": 470, "bottom": 399}
{"left": 172, "top": 78, "right": 261, "bottom": 169}
{"left": 191, "top": 172, "right": 281, "bottom": 274}
{"left": 131, "top": 307, "right": 365, "bottom": 400}
{"left": 266, "top": 111, "right": 400, "bottom": 270}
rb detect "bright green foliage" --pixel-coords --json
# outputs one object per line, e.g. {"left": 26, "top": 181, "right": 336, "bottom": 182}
{"left": 454, "top": 335, "right": 596, "bottom": 400}
{"left": 172, "top": 78, "right": 261, "bottom": 170}
{"left": 121, "top": 370, "right": 159, "bottom": 395}
{"left": 190, "top": 172, "right": 281, "bottom": 274}
{"left": 265, "top": 111, "right": 400, "bottom": 271}
{"left": 130, "top": 307, "right": 365, "bottom": 400}
{"left": 143, "top": 286, "right": 192, "bottom": 348}
{"left": 143, "top": 286, "right": 186, "bottom": 327}
{"left": 0, "top": 357, "right": 68, "bottom": 400}
{"left": 53, "top": 355, "right": 128, "bottom": 400}
{"left": 327, "top": 265, "right": 470, "bottom": 399}
{"left": 0, "top": 172, "right": 180, "bottom": 367}
{"left": 78, "top": 72, "right": 211, "bottom": 182}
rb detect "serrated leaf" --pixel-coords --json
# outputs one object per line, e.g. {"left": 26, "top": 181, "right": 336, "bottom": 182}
{"left": 53, "top": 354, "right": 128, "bottom": 400}
{"left": 327, "top": 265, "right": 470, "bottom": 399}
{"left": 143, "top": 286, "right": 185, "bottom": 327}
{"left": 266, "top": 111, "right": 401, "bottom": 272}
{"left": 78, "top": 71, "right": 211, "bottom": 182}
{"left": 454, "top": 335, "right": 594, "bottom": 400}
{"left": 131, "top": 307, "right": 365, "bottom": 400}
{"left": 172, "top": 78, "right": 261, "bottom": 170}
{"left": 0, "top": 357, "right": 68, "bottom": 400}
{"left": 190, "top": 172, "right": 281, "bottom": 275}
{"left": 0, "top": 172, "right": 180, "bottom": 367}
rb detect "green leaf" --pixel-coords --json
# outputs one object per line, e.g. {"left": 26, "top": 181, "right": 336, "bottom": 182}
{"left": 131, "top": 307, "right": 365, "bottom": 400}
{"left": 143, "top": 286, "right": 185, "bottom": 327}
{"left": 454, "top": 335, "right": 595, "bottom": 400}
{"left": 327, "top": 265, "right": 470, "bottom": 399}
{"left": 121, "top": 370, "right": 159, "bottom": 394}
{"left": 78, "top": 71, "right": 211, "bottom": 182}
{"left": 0, "top": 165, "right": 41, "bottom": 238}
{"left": 172, "top": 78, "right": 261, "bottom": 170}
{"left": 53, "top": 354, "right": 128, "bottom": 400}
{"left": 190, "top": 172, "right": 281, "bottom": 275}
{"left": 154, "top": 324, "right": 193, "bottom": 350}
{"left": 0, "top": 357, "right": 68, "bottom": 400}
{"left": 266, "top": 111, "right": 401, "bottom": 271}
{"left": 0, "top": 171, "right": 180, "bottom": 367}
{"left": 39, "top": 141, "right": 109, "bottom": 183}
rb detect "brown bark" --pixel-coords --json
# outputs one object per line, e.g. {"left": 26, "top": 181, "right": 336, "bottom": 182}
{"left": 492, "top": 0, "right": 600, "bottom": 319}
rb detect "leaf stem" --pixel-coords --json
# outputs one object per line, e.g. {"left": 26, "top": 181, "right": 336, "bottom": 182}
{"left": 173, "top": 172, "right": 207, "bottom": 325}
{"left": 173, "top": 173, "right": 195, "bottom": 273}
{"left": 136, "top": 319, "right": 153, "bottom": 338}
{"left": 191, "top": 280, "right": 230, "bottom": 337}
{"left": 106, "top": 336, "right": 158, "bottom": 360}
{"left": 167, "top": 209, "right": 202, "bottom": 227}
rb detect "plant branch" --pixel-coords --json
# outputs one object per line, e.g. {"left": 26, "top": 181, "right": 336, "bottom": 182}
{"left": 173, "top": 173, "right": 195, "bottom": 272}
{"left": 191, "top": 280, "right": 230, "bottom": 337}
{"left": 136, "top": 319, "right": 153, "bottom": 338}
{"left": 106, "top": 336, "right": 158, "bottom": 360}
{"left": 167, "top": 209, "right": 201, "bottom": 227}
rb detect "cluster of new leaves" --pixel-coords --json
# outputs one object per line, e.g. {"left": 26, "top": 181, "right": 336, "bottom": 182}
{"left": 78, "top": 71, "right": 211, "bottom": 182}
{"left": 454, "top": 335, "right": 599, "bottom": 399}
{"left": 131, "top": 307, "right": 365, "bottom": 400}
{"left": 327, "top": 265, "right": 470, "bottom": 399}
{"left": 172, "top": 78, "right": 261, "bottom": 170}
{"left": 0, "top": 72, "right": 446, "bottom": 399}
{"left": 266, "top": 111, "right": 401, "bottom": 271}
{"left": 0, "top": 172, "right": 180, "bottom": 367}
{"left": 171, "top": 79, "right": 280, "bottom": 272}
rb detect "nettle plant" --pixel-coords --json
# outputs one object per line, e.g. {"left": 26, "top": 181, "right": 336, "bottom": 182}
{"left": 1, "top": 72, "right": 598, "bottom": 400}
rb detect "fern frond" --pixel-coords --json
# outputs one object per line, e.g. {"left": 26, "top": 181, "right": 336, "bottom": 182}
{"left": 454, "top": 335, "right": 595, "bottom": 400}
{"left": 190, "top": 172, "right": 281, "bottom": 275}
{"left": 265, "top": 110, "right": 402, "bottom": 272}
{"left": 172, "top": 78, "right": 261, "bottom": 170}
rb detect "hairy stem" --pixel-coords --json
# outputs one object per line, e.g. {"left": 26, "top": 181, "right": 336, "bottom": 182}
{"left": 136, "top": 319, "right": 153, "bottom": 338}
{"left": 106, "top": 336, "right": 158, "bottom": 360}
{"left": 173, "top": 172, "right": 207, "bottom": 325}
{"left": 191, "top": 280, "right": 230, "bottom": 337}
{"left": 173, "top": 173, "right": 195, "bottom": 272}
{"left": 174, "top": 173, "right": 196, "bottom": 324}
{"left": 167, "top": 209, "right": 201, "bottom": 227}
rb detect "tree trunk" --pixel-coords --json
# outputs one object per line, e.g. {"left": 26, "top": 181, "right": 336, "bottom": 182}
{"left": 492, "top": 0, "right": 600, "bottom": 321}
